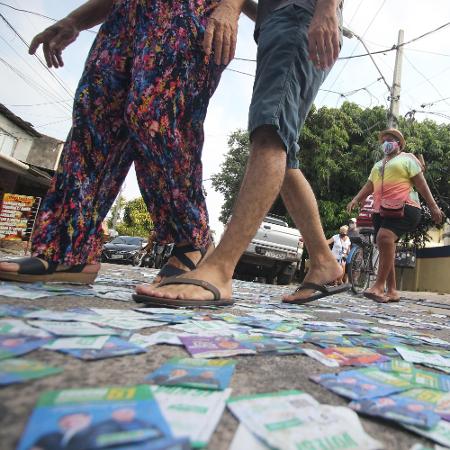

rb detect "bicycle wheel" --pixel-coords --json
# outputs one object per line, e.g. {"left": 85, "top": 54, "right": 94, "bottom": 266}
{"left": 348, "top": 246, "right": 370, "bottom": 294}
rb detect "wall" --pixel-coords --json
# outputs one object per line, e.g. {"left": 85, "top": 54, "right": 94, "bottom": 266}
{"left": 27, "top": 136, "right": 64, "bottom": 170}
{"left": 396, "top": 245, "right": 450, "bottom": 294}
{"left": 0, "top": 115, "right": 34, "bottom": 162}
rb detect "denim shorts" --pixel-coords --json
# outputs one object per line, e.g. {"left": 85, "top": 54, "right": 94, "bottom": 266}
{"left": 248, "top": 4, "right": 332, "bottom": 168}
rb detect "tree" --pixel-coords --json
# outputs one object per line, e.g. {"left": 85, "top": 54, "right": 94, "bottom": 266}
{"left": 211, "top": 102, "right": 450, "bottom": 246}
{"left": 115, "top": 197, "right": 153, "bottom": 237}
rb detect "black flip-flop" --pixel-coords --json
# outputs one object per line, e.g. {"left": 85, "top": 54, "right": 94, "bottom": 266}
{"left": 282, "top": 282, "right": 351, "bottom": 305}
{"left": 132, "top": 276, "right": 233, "bottom": 307}
{"left": 0, "top": 257, "right": 97, "bottom": 284}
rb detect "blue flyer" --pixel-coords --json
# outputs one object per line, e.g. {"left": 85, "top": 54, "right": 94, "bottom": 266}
{"left": 57, "top": 336, "right": 146, "bottom": 360}
{"left": 0, "top": 335, "right": 48, "bottom": 360}
{"left": 17, "top": 385, "right": 176, "bottom": 450}
{"left": 147, "top": 357, "right": 235, "bottom": 390}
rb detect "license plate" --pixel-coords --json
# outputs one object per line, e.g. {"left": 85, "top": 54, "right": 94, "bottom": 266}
{"left": 264, "top": 250, "right": 287, "bottom": 259}
{"left": 110, "top": 254, "right": 123, "bottom": 259}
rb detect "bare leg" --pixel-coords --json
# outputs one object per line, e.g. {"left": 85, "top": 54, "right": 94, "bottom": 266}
{"left": 281, "top": 169, "right": 342, "bottom": 301}
{"left": 386, "top": 265, "right": 400, "bottom": 300}
{"left": 365, "top": 228, "right": 397, "bottom": 297}
{"left": 136, "top": 126, "right": 287, "bottom": 300}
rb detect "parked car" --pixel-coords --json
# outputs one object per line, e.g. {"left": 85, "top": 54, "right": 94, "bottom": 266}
{"left": 101, "top": 236, "right": 147, "bottom": 265}
{"left": 234, "top": 215, "right": 302, "bottom": 285}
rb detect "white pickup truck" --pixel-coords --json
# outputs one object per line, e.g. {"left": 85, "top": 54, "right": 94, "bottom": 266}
{"left": 234, "top": 215, "right": 303, "bottom": 285}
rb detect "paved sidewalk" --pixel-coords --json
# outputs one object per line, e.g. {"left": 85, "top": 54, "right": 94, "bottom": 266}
{"left": 0, "top": 262, "right": 449, "bottom": 450}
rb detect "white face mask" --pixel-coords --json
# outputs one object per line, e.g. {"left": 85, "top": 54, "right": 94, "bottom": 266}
{"left": 382, "top": 141, "right": 399, "bottom": 155}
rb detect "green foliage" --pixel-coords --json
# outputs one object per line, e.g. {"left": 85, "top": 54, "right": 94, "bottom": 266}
{"left": 115, "top": 197, "right": 153, "bottom": 237}
{"left": 212, "top": 102, "right": 450, "bottom": 245}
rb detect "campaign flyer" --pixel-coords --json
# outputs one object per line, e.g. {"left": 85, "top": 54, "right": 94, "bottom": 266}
{"left": 304, "top": 346, "right": 389, "bottom": 367}
{"left": 16, "top": 385, "right": 175, "bottom": 450}
{"left": 311, "top": 367, "right": 412, "bottom": 400}
{"left": 180, "top": 336, "right": 256, "bottom": 358}
{"left": 350, "top": 388, "right": 450, "bottom": 429}
{"left": 0, "top": 335, "right": 48, "bottom": 360}
{"left": 56, "top": 336, "right": 146, "bottom": 360}
{"left": 151, "top": 385, "right": 231, "bottom": 447}
{"left": 147, "top": 358, "right": 236, "bottom": 390}
{"left": 0, "top": 358, "right": 62, "bottom": 385}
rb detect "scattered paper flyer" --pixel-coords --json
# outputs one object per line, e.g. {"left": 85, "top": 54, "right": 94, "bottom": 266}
{"left": 27, "top": 320, "right": 119, "bottom": 336}
{"left": 0, "top": 335, "right": 49, "bottom": 360}
{"left": 0, "top": 318, "right": 51, "bottom": 338}
{"left": 129, "top": 332, "right": 185, "bottom": 347}
{"left": 16, "top": 385, "right": 174, "bottom": 450}
{"left": 56, "top": 336, "right": 146, "bottom": 360}
{"left": 0, "top": 358, "right": 62, "bottom": 385}
{"left": 44, "top": 335, "right": 110, "bottom": 350}
{"left": 229, "top": 424, "right": 270, "bottom": 450}
{"left": 146, "top": 358, "right": 236, "bottom": 390}
{"left": 151, "top": 385, "right": 231, "bottom": 447}
{"left": 303, "top": 346, "right": 389, "bottom": 367}
{"left": 311, "top": 367, "right": 412, "bottom": 400}
{"left": 180, "top": 336, "right": 256, "bottom": 358}
{"left": 396, "top": 346, "right": 450, "bottom": 369}
{"left": 228, "top": 391, "right": 382, "bottom": 450}
{"left": 404, "top": 419, "right": 450, "bottom": 448}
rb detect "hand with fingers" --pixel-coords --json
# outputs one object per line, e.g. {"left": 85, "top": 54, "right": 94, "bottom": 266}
{"left": 346, "top": 198, "right": 359, "bottom": 213}
{"left": 429, "top": 204, "right": 445, "bottom": 225}
{"left": 202, "top": 1, "right": 240, "bottom": 66}
{"left": 307, "top": 7, "right": 340, "bottom": 70}
{"left": 29, "top": 17, "right": 80, "bottom": 68}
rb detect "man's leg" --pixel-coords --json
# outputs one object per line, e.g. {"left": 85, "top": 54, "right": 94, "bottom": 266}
{"left": 281, "top": 169, "right": 342, "bottom": 301}
{"left": 365, "top": 228, "right": 397, "bottom": 297}
{"left": 386, "top": 266, "right": 400, "bottom": 300}
{"left": 135, "top": 126, "right": 287, "bottom": 300}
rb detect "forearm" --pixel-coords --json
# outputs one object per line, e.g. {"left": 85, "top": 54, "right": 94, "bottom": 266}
{"left": 353, "top": 181, "right": 374, "bottom": 203}
{"left": 314, "top": 0, "right": 341, "bottom": 14}
{"left": 412, "top": 175, "right": 438, "bottom": 208}
{"left": 242, "top": 0, "right": 257, "bottom": 22}
{"left": 66, "top": 0, "right": 114, "bottom": 30}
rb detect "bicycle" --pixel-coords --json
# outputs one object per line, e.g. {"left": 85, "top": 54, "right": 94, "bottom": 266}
{"left": 346, "top": 230, "right": 379, "bottom": 294}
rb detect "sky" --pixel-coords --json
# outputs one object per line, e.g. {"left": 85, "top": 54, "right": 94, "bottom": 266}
{"left": 0, "top": 0, "right": 449, "bottom": 237}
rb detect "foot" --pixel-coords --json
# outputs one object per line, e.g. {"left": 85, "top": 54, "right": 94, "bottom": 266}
{"left": 0, "top": 258, "right": 100, "bottom": 274}
{"left": 136, "top": 262, "right": 232, "bottom": 302}
{"left": 363, "top": 286, "right": 389, "bottom": 303}
{"left": 282, "top": 259, "right": 343, "bottom": 302}
{"left": 386, "top": 290, "right": 401, "bottom": 302}
{"left": 151, "top": 243, "right": 215, "bottom": 285}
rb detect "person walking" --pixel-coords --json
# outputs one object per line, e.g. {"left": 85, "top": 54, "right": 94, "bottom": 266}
{"left": 0, "top": 0, "right": 253, "bottom": 284}
{"left": 327, "top": 225, "right": 351, "bottom": 285}
{"left": 135, "top": 0, "right": 349, "bottom": 306}
{"left": 346, "top": 128, "right": 444, "bottom": 303}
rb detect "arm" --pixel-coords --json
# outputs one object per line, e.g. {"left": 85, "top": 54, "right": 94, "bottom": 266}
{"left": 203, "top": 0, "right": 247, "bottom": 65}
{"left": 346, "top": 181, "right": 374, "bottom": 213}
{"left": 29, "top": 0, "right": 114, "bottom": 68}
{"left": 308, "top": 0, "right": 341, "bottom": 69}
{"left": 411, "top": 172, "right": 445, "bottom": 224}
{"left": 242, "top": 0, "right": 257, "bottom": 22}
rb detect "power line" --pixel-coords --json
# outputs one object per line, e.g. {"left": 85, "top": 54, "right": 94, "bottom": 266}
{"left": 7, "top": 99, "right": 72, "bottom": 107}
{"left": 0, "top": 2, "right": 97, "bottom": 34}
{"left": 420, "top": 96, "right": 450, "bottom": 109}
{"left": 0, "top": 13, "right": 75, "bottom": 99}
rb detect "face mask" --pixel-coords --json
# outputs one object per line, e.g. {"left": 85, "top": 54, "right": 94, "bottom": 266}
{"left": 382, "top": 141, "right": 399, "bottom": 155}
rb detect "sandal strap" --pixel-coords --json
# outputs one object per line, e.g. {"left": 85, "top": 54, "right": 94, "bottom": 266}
{"left": 158, "top": 264, "right": 187, "bottom": 278}
{"left": 54, "top": 264, "right": 87, "bottom": 274}
{"left": 295, "top": 282, "right": 328, "bottom": 293}
{"left": 158, "top": 277, "right": 221, "bottom": 300}
{"left": 171, "top": 243, "right": 209, "bottom": 271}
{"left": 14, "top": 257, "right": 56, "bottom": 275}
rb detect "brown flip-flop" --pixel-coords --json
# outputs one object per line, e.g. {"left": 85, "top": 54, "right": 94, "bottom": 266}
{"left": 282, "top": 282, "right": 351, "bottom": 305}
{"left": 132, "top": 276, "right": 233, "bottom": 308}
{"left": 363, "top": 291, "right": 390, "bottom": 303}
{"left": 0, "top": 257, "right": 97, "bottom": 284}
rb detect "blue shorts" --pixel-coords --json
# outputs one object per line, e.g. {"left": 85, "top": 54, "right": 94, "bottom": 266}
{"left": 248, "top": 4, "right": 333, "bottom": 169}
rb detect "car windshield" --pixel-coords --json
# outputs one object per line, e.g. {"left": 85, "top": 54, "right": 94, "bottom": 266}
{"left": 110, "top": 237, "right": 142, "bottom": 246}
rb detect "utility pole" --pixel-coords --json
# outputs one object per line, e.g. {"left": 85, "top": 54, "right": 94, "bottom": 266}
{"left": 388, "top": 29, "right": 404, "bottom": 128}
{"left": 110, "top": 185, "right": 124, "bottom": 233}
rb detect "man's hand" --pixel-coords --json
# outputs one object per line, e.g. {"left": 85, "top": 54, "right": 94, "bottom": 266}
{"left": 308, "top": 7, "right": 340, "bottom": 70}
{"left": 29, "top": 18, "right": 80, "bottom": 68}
{"left": 203, "top": 2, "right": 240, "bottom": 65}
{"left": 429, "top": 204, "right": 445, "bottom": 225}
